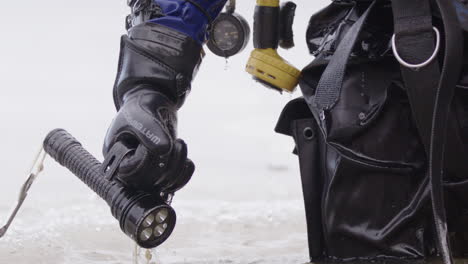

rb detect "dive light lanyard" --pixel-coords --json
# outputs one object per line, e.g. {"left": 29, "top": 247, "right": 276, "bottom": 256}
{"left": 0, "top": 147, "right": 47, "bottom": 238}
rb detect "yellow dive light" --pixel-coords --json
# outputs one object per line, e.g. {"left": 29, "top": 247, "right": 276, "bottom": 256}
{"left": 246, "top": 0, "right": 301, "bottom": 92}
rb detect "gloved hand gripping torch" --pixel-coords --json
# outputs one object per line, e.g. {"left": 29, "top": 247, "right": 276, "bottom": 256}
{"left": 246, "top": 0, "right": 301, "bottom": 92}
{"left": 44, "top": 129, "right": 176, "bottom": 249}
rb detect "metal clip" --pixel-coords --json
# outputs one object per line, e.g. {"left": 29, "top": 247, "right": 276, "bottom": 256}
{"left": 392, "top": 26, "right": 441, "bottom": 70}
{"left": 101, "top": 142, "right": 133, "bottom": 181}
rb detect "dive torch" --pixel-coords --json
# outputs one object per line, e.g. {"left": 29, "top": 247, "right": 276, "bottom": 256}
{"left": 43, "top": 129, "right": 176, "bottom": 249}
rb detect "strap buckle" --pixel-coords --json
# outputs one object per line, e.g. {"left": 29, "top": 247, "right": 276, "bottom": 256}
{"left": 101, "top": 142, "right": 133, "bottom": 181}
{"left": 391, "top": 26, "right": 441, "bottom": 69}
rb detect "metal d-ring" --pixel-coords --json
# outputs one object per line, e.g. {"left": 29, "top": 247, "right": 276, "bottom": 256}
{"left": 391, "top": 26, "right": 441, "bottom": 69}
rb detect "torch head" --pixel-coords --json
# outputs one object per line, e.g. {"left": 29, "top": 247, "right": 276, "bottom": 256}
{"left": 113, "top": 191, "right": 177, "bottom": 249}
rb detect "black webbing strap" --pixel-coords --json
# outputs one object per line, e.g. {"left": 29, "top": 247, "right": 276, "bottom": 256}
{"left": 430, "top": 1, "right": 464, "bottom": 263}
{"left": 391, "top": 0, "right": 438, "bottom": 151}
{"left": 391, "top": 1, "right": 465, "bottom": 264}
{"left": 312, "top": 1, "right": 376, "bottom": 110}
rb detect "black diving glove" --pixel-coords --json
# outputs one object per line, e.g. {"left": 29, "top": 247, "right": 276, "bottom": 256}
{"left": 103, "top": 22, "right": 203, "bottom": 194}
{"left": 103, "top": 88, "right": 194, "bottom": 194}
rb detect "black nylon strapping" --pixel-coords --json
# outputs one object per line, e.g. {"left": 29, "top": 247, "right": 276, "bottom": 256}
{"left": 391, "top": 1, "right": 449, "bottom": 263}
{"left": 312, "top": 1, "right": 376, "bottom": 110}
{"left": 428, "top": 1, "right": 464, "bottom": 264}
{"left": 391, "top": 0, "right": 466, "bottom": 263}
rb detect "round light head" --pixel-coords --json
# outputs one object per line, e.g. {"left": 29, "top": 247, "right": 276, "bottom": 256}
{"left": 134, "top": 206, "right": 176, "bottom": 248}
{"left": 115, "top": 193, "right": 177, "bottom": 249}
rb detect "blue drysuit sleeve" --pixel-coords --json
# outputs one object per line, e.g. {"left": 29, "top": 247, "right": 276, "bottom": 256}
{"left": 150, "top": 0, "right": 227, "bottom": 44}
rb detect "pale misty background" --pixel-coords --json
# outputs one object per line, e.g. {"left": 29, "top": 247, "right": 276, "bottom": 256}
{"left": 0, "top": 1, "right": 329, "bottom": 263}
